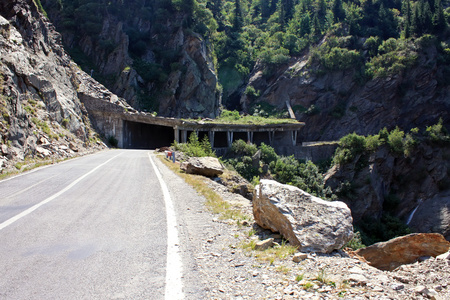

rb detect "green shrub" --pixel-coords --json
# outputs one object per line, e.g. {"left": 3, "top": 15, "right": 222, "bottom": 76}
{"left": 259, "top": 143, "right": 279, "bottom": 165}
{"left": 174, "top": 132, "right": 215, "bottom": 158}
{"left": 344, "top": 231, "right": 366, "bottom": 250}
{"left": 270, "top": 155, "right": 301, "bottom": 184}
{"left": 365, "top": 134, "right": 382, "bottom": 152}
{"left": 387, "top": 127, "right": 405, "bottom": 154}
{"left": 426, "top": 118, "right": 450, "bottom": 143}
{"left": 333, "top": 132, "right": 366, "bottom": 165}
{"left": 230, "top": 139, "right": 258, "bottom": 156}
{"left": 107, "top": 136, "right": 118, "bottom": 147}
{"left": 365, "top": 39, "right": 417, "bottom": 78}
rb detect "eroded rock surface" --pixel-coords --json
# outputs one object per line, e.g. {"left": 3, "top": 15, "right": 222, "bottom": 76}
{"left": 354, "top": 233, "right": 450, "bottom": 271}
{"left": 0, "top": 0, "right": 129, "bottom": 171}
{"left": 325, "top": 143, "right": 450, "bottom": 240}
{"left": 180, "top": 156, "right": 224, "bottom": 177}
{"left": 253, "top": 179, "right": 353, "bottom": 253}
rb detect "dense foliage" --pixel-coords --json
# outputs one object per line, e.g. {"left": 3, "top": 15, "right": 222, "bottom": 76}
{"left": 172, "top": 132, "right": 216, "bottom": 157}
{"left": 200, "top": 0, "right": 450, "bottom": 104}
{"left": 225, "top": 139, "right": 335, "bottom": 199}
{"left": 41, "top": 0, "right": 450, "bottom": 111}
{"left": 332, "top": 121, "right": 449, "bottom": 245}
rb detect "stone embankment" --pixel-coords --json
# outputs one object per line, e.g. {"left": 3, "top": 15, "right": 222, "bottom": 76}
{"left": 168, "top": 153, "right": 450, "bottom": 299}
{"left": 0, "top": 0, "right": 122, "bottom": 172}
{"left": 200, "top": 173, "right": 450, "bottom": 300}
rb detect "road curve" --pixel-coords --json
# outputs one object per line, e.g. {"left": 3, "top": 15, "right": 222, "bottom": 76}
{"left": 0, "top": 150, "right": 186, "bottom": 299}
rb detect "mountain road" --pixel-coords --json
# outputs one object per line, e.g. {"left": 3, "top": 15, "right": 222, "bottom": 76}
{"left": 0, "top": 150, "right": 206, "bottom": 299}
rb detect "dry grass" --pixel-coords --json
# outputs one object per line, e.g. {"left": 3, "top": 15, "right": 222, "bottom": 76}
{"left": 240, "top": 238, "right": 298, "bottom": 265}
{"left": 158, "top": 155, "right": 250, "bottom": 223}
{"left": 0, "top": 157, "right": 68, "bottom": 180}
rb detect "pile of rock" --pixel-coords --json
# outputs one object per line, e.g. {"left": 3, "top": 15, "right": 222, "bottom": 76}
{"left": 180, "top": 156, "right": 224, "bottom": 177}
{"left": 253, "top": 179, "right": 354, "bottom": 253}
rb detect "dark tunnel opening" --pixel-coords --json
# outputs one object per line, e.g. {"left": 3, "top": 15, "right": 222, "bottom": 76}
{"left": 123, "top": 121, "right": 174, "bottom": 149}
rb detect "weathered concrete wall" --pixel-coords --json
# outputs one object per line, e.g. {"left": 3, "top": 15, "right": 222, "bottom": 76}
{"left": 78, "top": 94, "right": 126, "bottom": 147}
{"left": 294, "top": 143, "right": 338, "bottom": 162}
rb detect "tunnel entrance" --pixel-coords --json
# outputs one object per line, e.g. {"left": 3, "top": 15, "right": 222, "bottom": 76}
{"left": 123, "top": 121, "right": 174, "bottom": 149}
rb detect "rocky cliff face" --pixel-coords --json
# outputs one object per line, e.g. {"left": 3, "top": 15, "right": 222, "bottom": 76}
{"left": 0, "top": 0, "right": 129, "bottom": 172}
{"left": 241, "top": 47, "right": 450, "bottom": 141}
{"left": 42, "top": 1, "right": 220, "bottom": 119}
{"left": 324, "top": 142, "right": 450, "bottom": 240}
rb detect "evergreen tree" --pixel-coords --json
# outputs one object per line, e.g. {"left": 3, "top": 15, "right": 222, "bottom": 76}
{"left": 281, "top": 0, "right": 294, "bottom": 22}
{"left": 207, "top": 0, "right": 225, "bottom": 30}
{"left": 261, "top": 0, "right": 272, "bottom": 19}
{"left": 378, "top": 3, "right": 398, "bottom": 39}
{"left": 411, "top": 0, "right": 420, "bottom": 34}
{"left": 432, "top": 0, "right": 446, "bottom": 33}
{"left": 422, "top": 1, "right": 433, "bottom": 33}
{"left": 332, "top": 0, "right": 345, "bottom": 22}
{"left": 181, "top": 0, "right": 195, "bottom": 27}
{"left": 315, "top": 0, "right": 327, "bottom": 28}
{"left": 300, "top": 12, "right": 311, "bottom": 36}
{"left": 315, "top": 0, "right": 327, "bottom": 19}
{"left": 402, "top": 0, "right": 412, "bottom": 38}
{"left": 233, "top": 0, "right": 243, "bottom": 31}
{"left": 362, "top": 0, "right": 378, "bottom": 28}
{"left": 311, "top": 12, "right": 321, "bottom": 36}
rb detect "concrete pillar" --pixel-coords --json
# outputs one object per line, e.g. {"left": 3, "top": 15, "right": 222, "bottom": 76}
{"left": 291, "top": 130, "right": 298, "bottom": 146}
{"left": 227, "top": 131, "right": 234, "bottom": 147}
{"left": 174, "top": 126, "right": 180, "bottom": 143}
{"left": 208, "top": 131, "right": 215, "bottom": 148}
{"left": 247, "top": 131, "right": 254, "bottom": 144}
{"left": 268, "top": 131, "right": 275, "bottom": 145}
{"left": 181, "top": 130, "right": 188, "bottom": 143}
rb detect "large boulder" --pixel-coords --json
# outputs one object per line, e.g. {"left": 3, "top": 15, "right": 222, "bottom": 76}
{"left": 180, "top": 156, "right": 224, "bottom": 177}
{"left": 253, "top": 179, "right": 354, "bottom": 253}
{"left": 355, "top": 233, "right": 450, "bottom": 271}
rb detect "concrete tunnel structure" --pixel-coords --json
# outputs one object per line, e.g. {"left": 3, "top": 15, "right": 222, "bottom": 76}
{"left": 81, "top": 95, "right": 306, "bottom": 152}
{"left": 121, "top": 114, "right": 306, "bottom": 151}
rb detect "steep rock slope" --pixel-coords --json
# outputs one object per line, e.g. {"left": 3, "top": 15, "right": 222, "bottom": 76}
{"left": 242, "top": 44, "right": 450, "bottom": 141}
{"left": 325, "top": 142, "right": 450, "bottom": 241}
{"left": 0, "top": 0, "right": 126, "bottom": 172}
{"left": 41, "top": 0, "right": 220, "bottom": 119}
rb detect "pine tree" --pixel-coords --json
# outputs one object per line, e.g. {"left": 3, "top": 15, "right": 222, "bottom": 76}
{"left": 332, "top": 0, "right": 345, "bottom": 22}
{"left": 207, "top": 0, "right": 225, "bottom": 30}
{"left": 378, "top": 3, "right": 398, "bottom": 39}
{"left": 411, "top": 1, "right": 420, "bottom": 35}
{"left": 300, "top": 12, "right": 311, "bottom": 36}
{"left": 422, "top": 1, "right": 433, "bottom": 33}
{"left": 260, "top": 0, "right": 271, "bottom": 19}
{"left": 233, "top": 0, "right": 243, "bottom": 31}
{"left": 182, "top": 0, "right": 195, "bottom": 27}
{"left": 282, "top": 0, "right": 294, "bottom": 22}
{"left": 402, "top": 0, "right": 412, "bottom": 38}
{"left": 311, "top": 12, "right": 321, "bottom": 36}
{"left": 432, "top": 0, "right": 446, "bottom": 33}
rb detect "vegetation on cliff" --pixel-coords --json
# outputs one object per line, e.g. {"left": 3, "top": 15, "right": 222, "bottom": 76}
{"left": 40, "top": 0, "right": 450, "bottom": 125}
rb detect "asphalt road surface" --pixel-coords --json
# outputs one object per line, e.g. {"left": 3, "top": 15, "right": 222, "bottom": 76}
{"left": 0, "top": 150, "right": 198, "bottom": 299}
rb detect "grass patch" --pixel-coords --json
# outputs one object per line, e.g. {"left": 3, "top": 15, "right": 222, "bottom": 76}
{"left": 276, "top": 265, "right": 291, "bottom": 274}
{"left": 158, "top": 155, "right": 250, "bottom": 223}
{"left": 1, "top": 158, "right": 60, "bottom": 180}
{"left": 295, "top": 274, "right": 304, "bottom": 282}
{"left": 240, "top": 239, "right": 298, "bottom": 265}
{"left": 184, "top": 109, "right": 300, "bottom": 125}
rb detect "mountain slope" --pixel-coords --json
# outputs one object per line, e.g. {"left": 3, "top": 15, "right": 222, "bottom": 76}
{"left": 41, "top": 0, "right": 221, "bottom": 118}
{"left": 0, "top": 0, "right": 126, "bottom": 172}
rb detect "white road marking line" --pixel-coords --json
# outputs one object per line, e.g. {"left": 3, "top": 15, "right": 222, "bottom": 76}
{"left": 0, "top": 152, "right": 122, "bottom": 231}
{"left": 3, "top": 174, "right": 58, "bottom": 200}
{"left": 148, "top": 153, "right": 184, "bottom": 300}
